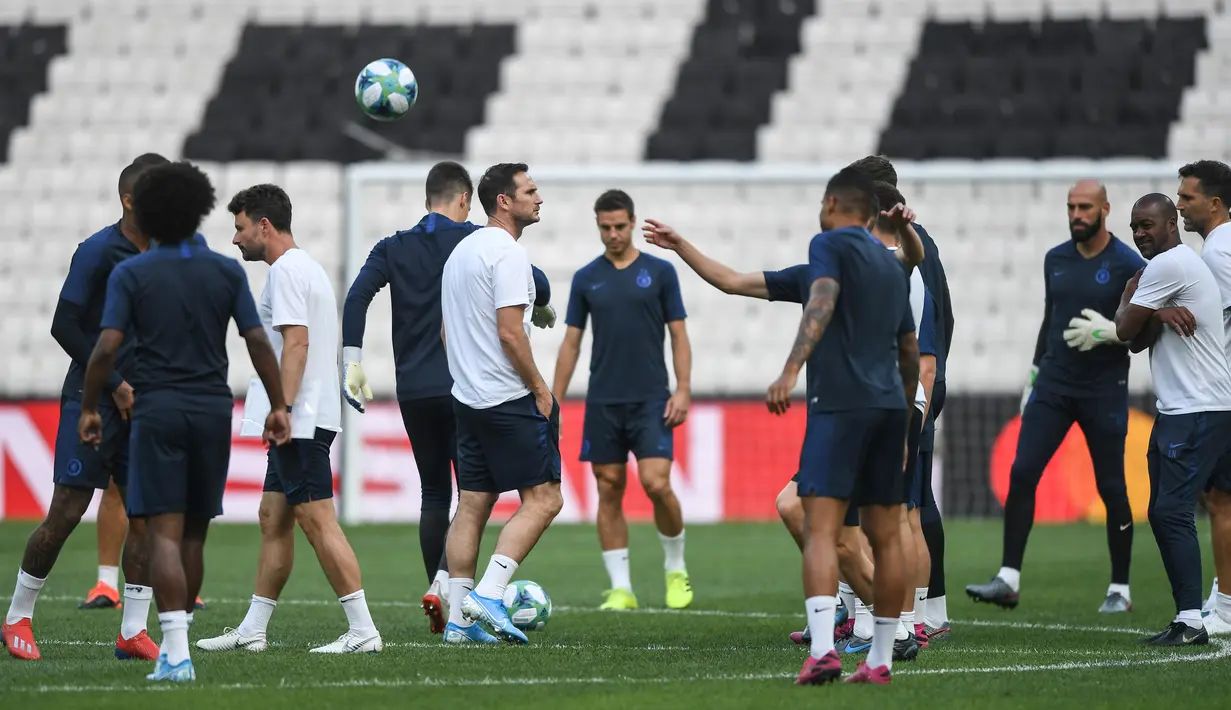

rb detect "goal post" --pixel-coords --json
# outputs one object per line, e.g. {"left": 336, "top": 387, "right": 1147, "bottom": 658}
{"left": 338, "top": 158, "right": 1181, "bottom": 526}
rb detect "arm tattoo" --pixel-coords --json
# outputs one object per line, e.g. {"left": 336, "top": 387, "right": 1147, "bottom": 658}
{"left": 784, "top": 278, "right": 840, "bottom": 372}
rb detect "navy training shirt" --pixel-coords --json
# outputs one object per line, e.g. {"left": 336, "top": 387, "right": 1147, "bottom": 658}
{"left": 1033, "top": 236, "right": 1146, "bottom": 397}
{"left": 918, "top": 290, "right": 939, "bottom": 453}
{"left": 564, "top": 252, "right": 687, "bottom": 404}
{"left": 913, "top": 223, "right": 951, "bottom": 384}
{"left": 342, "top": 213, "right": 549, "bottom": 402}
{"left": 807, "top": 226, "right": 914, "bottom": 412}
{"left": 56, "top": 225, "right": 205, "bottom": 400}
{"left": 100, "top": 241, "right": 260, "bottom": 414}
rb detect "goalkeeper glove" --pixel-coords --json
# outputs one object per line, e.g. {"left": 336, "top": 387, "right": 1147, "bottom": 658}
{"left": 342, "top": 346, "right": 373, "bottom": 413}
{"left": 1064, "top": 308, "right": 1122, "bottom": 352}
{"left": 532, "top": 304, "right": 557, "bottom": 329}
{"left": 1019, "top": 365, "right": 1038, "bottom": 414}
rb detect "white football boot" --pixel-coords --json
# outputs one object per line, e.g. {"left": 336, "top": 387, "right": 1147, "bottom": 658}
{"left": 310, "top": 630, "right": 383, "bottom": 653}
{"left": 195, "top": 627, "right": 268, "bottom": 652}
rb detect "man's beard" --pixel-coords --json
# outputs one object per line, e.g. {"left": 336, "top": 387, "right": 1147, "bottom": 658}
{"left": 1070, "top": 213, "right": 1103, "bottom": 243}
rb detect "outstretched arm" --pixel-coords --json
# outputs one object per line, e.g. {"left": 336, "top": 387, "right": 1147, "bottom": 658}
{"left": 642, "top": 219, "right": 770, "bottom": 299}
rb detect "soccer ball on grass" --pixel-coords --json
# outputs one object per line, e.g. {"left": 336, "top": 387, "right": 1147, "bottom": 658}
{"left": 502, "top": 580, "right": 552, "bottom": 631}
{"left": 354, "top": 58, "right": 418, "bottom": 121}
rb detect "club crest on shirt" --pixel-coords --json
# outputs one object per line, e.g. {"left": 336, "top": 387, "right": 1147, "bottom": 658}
{"left": 1095, "top": 267, "right": 1110, "bottom": 284}
{"left": 636, "top": 268, "right": 652, "bottom": 288}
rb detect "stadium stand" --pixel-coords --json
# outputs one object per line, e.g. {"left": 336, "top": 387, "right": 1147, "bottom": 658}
{"left": 1, "top": 0, "right": 1230, "bottom": 518}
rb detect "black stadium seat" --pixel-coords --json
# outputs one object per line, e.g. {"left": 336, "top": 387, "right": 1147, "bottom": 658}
{"left": 879, "top": 18, "right": 1207, "bottom": 160}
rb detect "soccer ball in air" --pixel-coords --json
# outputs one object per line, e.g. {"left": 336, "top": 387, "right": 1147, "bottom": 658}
{"left": 354, "top": 58, "right": 418, "bottom": 121}
{"left": 502, "top": 580, "right": 552, "bottom": 631}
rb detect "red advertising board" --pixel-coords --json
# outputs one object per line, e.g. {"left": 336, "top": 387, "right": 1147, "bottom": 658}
{"left": 0, "top": 400, "right": 809, "bottom": 523}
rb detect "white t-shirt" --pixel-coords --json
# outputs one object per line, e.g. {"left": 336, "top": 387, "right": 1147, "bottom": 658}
{"left": 258, "top": 248, "right": 343, "bottom": 438}
{"left": 908, "top": 267, "right": 928, "bottom": 413}
{"left": 1199, "top": 221, "right": 1231, "bottom": 359}
{"left": 1130, "top": 244, "right": 1231, "bottom": 415}
{"left": 441, "top": 226, "right": 537, "bottom": 409}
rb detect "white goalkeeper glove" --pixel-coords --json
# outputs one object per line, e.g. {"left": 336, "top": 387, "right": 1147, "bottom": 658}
{"left": 532, "top": 304, "right": 557, "bottom": 329}
{"left": 342, "top": 346, "right": 373, "bottom": 413}
{"left": 1019, "top": 365, "right": 1038, "bottom": 414}
{"left": 1064, "top": 308, "right": 1122, "bottom": 352}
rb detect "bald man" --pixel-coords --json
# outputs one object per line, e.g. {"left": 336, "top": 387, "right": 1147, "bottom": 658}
{"left": 967, "top": 180, "right": 1146, "bottom": 612}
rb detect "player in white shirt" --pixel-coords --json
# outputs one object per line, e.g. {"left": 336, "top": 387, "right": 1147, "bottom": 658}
{"left": 1114, "top": 193, "right": 1231, "bottom": 646}
{"left": 439, "top": 163, "right": 563, "bottom": 645}
{"left": 197, "top": 185, "right": 382, "bottom": 654}
{"left": 1175, "top": 161, "right": 1231, "bottom": 632}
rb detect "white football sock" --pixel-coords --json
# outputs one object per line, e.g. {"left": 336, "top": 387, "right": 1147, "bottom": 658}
{"left": 837, "top": 582, "right": 856, "bottom": 617}
{"left": 5, "top": 570, "right": 45, "bottom": 625}
{"left": 185, "top": 612, "right": 194, "bottom": 627}
{"left": 659, "top": 530, "right": 686, "bottom": 573}
{"left": 1176, "top": 608, "right": 1203, "bottom": 630}
{"left": 448, "top": 578, "right": 474, "bottom": 626}
{"left": 997, "top": 566, "right": 1021, "bottom": 592}
{"left": 804, "top": 595, "right": 837, "bottom": 659}
{"left": 924, "top": 594, "right": 948, "bottom": 626}
{"left": 98, "top": 565, "right": 120, "bottom": 590}
{"left": 120, "top": 584, "right": 152, "bottom": 640}
{"left": 896, "top": 610, "right": 913, "bottom": 640}
{"left": 1205, "top": 578, "right": 1219, "bottom": 613}
{"left": 158, "top": 611, "right": 190, "bottom": 666}
{"left": 853, "top": 598, "right": 874, "bottom": 638}
{"left": 474, "top": 554, "right": 517, "bottom": 600}
{"left": 602, "top": 549, "right": 632, "bottom": 591}
{"left": 1216, "top": 592, "right": 1231, "bottom": 621}
{"left": 339, "top": 589, "right": 378, "bottom": 637}
{"left": 237, "top": 595, "right": 277, "bottom": 637}
{"left": 915, "top": 587, "right": 928, "bottom": 617}
{"left": 1107, "top": 583, "right": 1131, "bottom": 603}
{"left": 432, "top": 569, "right": 450, "bottom": 593}
{"left": 867, "top": 617, "right": 898, "bottom": 671}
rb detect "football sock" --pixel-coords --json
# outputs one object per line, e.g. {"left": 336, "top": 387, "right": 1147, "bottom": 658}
{"left": 1176, "top": 609, "right": 1203, "bottom": 630}
{"left": 997, "top": 566, "right": 1021, "bottom": 592}
{"left": 1206, "top": 578, "right": 1219, "bottom": 612}
{"left": 924, "top": 595, "right": 948, "bottom": 626}
{"left": 838, "top": 582, "right": 856, "bottom": 617}
{"left": 185, "top": 612, "right": 194, "bottom": 627}
{"left": 474, "top": 555, "right": 517, "bottom": 601}
{"left": 237, "top": 595, "right": 277, "bottom": 637}
{"left": 419, "top": 509, "right": 451, "bottom": 585}
{"left": 120, "top": 584, "right": 152, "bottom": 640}
{"left": 868, "top": 617, "right": 897, "bottom": 671}
{"left": 602, "top": 549, "right": 632, "bottom": 591}
{"left": 922, "top": 519, "right": 946, "bottom": 597}
{"left": 1105, "top": 498, "right": 1134, "bottom": 585}
{"left": 448, "top": 578, "right": 474, "bottom": 626}
{"left": 159, "top": 611, "right": 190, "bottom": 666}
{"left": 1216, "top": 592, "right": 1231, "bottom": 621}
{"left": 659, "top": 530, "right": 687, "bottom": 573}
{"left": 433, "top": 569, "right": 450, "bottom": 594}
{"left": 1107, "top": 583, "right": 1131, "bottom": 604}
{"left": 915, "top": 587, "right": 928, "bottom": 611}
{"left": 896, "top": 610, "right": 912, "bottom": 640}
{"left": 98, "top": 565, "right": 120, "bottom": 591}
{"left": 853, "top": 599, "right": 874, "bottom": 639}
{"left": 6, "top": 570, "right": 44, "bottom": 624}
{"left": 804, "top": 595, "right": 837, "bottom": 659}
{"left": 339, "top": 589, "right": 378, "bottom": 637}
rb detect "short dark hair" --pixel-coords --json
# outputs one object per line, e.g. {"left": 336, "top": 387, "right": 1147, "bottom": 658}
{"left": 131, "top": 161, "right": 216, "bottom": 244}
{"left": 118, "top": 153, "right": 170, "bottom": 195}
{"left": 847, "top": 155, "right": 897, "bottom": 187}
{"left": 477, "top": 162, "right": 529, "bottom": 217}
{"left": 825, "top": 167, "right": 879, "bottom": 222}
{"left": 594, "top": 189, "right": 635, "bottom": 217}
{"left": 1178, "top": 160, "right": 1231, "bottom": 207}
{"left": 227, "top": 183, "right": 293, "bottom": 233}
{"left": 1134, "top": 192, "right": 1179, "bottom": 222}
{"left": 872, "top": 180, "right": 905, "bottom": 232}
{"left": 425, "top": 161, "right": 473, "bottom": 206}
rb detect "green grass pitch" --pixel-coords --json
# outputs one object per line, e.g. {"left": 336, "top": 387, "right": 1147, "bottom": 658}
{"left": 2, "top": 520, "right": 1229, "bottom": 708}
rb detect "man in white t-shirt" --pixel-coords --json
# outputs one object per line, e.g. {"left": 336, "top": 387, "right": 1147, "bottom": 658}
{"left": 197, "top": 185, "right": 382, "bottom": 655}
{"left": 1114, "top": 193, "right": 1231, "bottom": 647}
{"left": 1176, "top": 161, "right": 1231, "bottom": 631}
{"left": 440, "top": 163, "right": 562, "bottom": 645}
